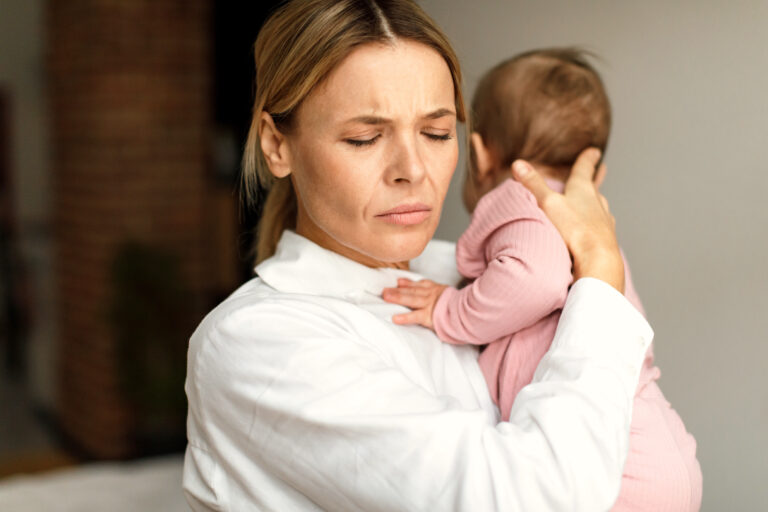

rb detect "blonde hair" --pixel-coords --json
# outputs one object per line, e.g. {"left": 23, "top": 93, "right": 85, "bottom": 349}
{"left": 242, "top": 0, "right": 466, "bottom": 263}
{"left": 464, "top": 47, "right": 610, "bottom": 212}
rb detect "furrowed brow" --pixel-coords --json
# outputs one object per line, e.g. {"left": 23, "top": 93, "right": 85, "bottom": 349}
{"left": 345, "top": 115, "right": 390, "bottom": 125}
{"left": 423, "top": 108, "right": 456, "bottom": 120}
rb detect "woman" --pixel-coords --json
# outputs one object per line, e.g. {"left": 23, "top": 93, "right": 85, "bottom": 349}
{"left": 183, "top": 1, "right": 651, "bottom": 510}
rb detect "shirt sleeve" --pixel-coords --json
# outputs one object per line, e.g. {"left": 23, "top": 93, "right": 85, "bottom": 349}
{"left": 185, "top": 279, "right": 652, "bottom": 512}
{"left": 433, "top": 216, "right": 573, "bottom": 346}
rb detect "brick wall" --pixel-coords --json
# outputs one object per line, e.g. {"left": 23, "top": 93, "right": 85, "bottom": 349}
{"left": 48, "top": 0, "right": 213, "bottom": 458}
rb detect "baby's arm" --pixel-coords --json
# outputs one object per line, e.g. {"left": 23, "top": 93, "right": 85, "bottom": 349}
{"left": 383, "top": 214, "right": 573, "bottom": 344}
{"left": 435, "top": 215, "right": 572, "bottom": 345}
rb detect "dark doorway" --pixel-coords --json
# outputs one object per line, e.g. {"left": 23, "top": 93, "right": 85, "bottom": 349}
{"left": 213, "top": 1, "right": 284, "bottom": 281}
{"left": 0, "top": 88, "right": 28, "bottom": 380}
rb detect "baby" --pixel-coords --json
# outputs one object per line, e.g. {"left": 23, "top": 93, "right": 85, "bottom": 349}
{"left": 384, "top": 48, "right": 702, "bottom": 511}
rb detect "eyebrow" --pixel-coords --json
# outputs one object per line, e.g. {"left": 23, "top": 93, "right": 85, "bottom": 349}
{"left": 424, "top": 108, "right": 456, "bottom": 120}
{"left": 344, "top": 108, "right": 456, "bottom": 125}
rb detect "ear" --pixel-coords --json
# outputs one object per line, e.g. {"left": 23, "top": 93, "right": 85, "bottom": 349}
{"left": 470, "top": 132, "right": 495, "bottom": 184}
{"left": 258, "top": 111, "right": 292, "bottom": 178}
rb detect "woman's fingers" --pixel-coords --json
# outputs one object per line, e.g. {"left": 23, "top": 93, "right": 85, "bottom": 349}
{"left": 593, "top": 162, "right": 608, "bottom": 189}
{"left": 511, "top": 159, "right": 554, "bottom": 206}
{"left": 570, "top": 147, "right": 602, "bottom": 183}
{"left": 598, "top": 193, "right": 611, "bottom": 215}
{"left": 512, "top": 147, "right": 624, "bottom": 293}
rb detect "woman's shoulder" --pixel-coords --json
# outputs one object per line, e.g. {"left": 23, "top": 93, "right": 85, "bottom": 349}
{"left": 190, "top": 277, "right": 354, "bottom": 354}
{"left": 186, "top": 235, "right": 462, "bottom": 390}
{"left": 186, "top": 277, "right": 374, "bottom": 402}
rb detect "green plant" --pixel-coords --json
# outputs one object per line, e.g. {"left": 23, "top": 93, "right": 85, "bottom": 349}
{"left": 109, "top": 241, "right": 193, "bottom": 454}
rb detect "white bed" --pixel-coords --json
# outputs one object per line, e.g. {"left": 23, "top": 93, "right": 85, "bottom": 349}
{"left": 0, "top": 455, "right": 187, "bottom": 511}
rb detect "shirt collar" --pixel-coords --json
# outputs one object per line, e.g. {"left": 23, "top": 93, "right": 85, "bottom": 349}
{"left": 255, "top": 230, "right": 458, "bottom": 300}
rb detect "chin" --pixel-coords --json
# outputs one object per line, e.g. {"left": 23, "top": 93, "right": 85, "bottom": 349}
{"left": 372, "top": 228, "right": 434, "bottom": 263}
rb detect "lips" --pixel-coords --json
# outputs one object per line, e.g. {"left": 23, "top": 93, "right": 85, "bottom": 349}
{"left": 375, "top": 203, "right": 432, "bottom": 226}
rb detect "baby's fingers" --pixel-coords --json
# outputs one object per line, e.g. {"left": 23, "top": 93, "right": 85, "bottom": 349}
{"left": 392, "top": 309, "right": 431, "bottom": 328}
{"left": 400, "top": 278, "right": 439, "bottom": 289}
{"left": 392, "top": 309, "right": 434, "bottom": 330}
{"left": 382, "top": 287, "right": 429, "bottom": 308}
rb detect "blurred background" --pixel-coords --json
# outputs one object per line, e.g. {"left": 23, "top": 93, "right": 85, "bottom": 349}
{"left": 0, "top": 0, "right": 765, "bottom": 511}
{"left": 1, "top": 0, "right": 281, "bottom": 509}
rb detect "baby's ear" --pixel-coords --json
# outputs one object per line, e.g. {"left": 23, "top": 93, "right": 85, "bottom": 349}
{"left": 470, "top": 132, "right": 495, "bottom": 182}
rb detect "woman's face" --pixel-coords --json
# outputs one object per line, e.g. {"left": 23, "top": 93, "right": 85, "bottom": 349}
{"left": 285, "top": 40, "right": 458, "bottom": 268}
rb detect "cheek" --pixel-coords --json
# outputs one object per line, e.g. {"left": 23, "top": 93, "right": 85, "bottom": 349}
{"left": 293, "top": 144, "right": 374, "bottom": 222}
{"left": 431, "top": 141, "right": 460, "bottom": 198}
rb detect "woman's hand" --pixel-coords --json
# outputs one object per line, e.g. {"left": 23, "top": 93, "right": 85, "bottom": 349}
{"left": 512, "top": 148, "right": 625, "bottom": 294}
{"left": 382, "top": 278, "right": 448, "bottom": 329}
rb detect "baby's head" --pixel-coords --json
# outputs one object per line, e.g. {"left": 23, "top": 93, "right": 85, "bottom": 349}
{"left": 464, "top": 47, "right": 611, "bottom": 212}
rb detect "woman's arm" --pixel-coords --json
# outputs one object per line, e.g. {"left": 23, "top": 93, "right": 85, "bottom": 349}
{"left": 184, "top": 283, "right": 652, "bottom": 511}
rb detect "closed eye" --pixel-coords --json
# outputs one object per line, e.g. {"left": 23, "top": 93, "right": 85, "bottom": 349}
{"left": 423, "top": 132, "right": 453, "bottom": 141}
{"left": 345, "top": 134, "right": 381, "bottom": 147}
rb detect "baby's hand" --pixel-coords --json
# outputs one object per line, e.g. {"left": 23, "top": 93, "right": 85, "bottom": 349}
{"left": 381, "top": 278, "right": 448, "bottom": 330}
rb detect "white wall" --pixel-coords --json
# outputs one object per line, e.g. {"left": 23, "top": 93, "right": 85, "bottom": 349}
{"left": 423, "top": 1, "right": 768, "bottom": 510}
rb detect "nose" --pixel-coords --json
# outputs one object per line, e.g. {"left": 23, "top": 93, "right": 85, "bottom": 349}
{"left": 385, "top": 133, "right": 427, "bottom": 186}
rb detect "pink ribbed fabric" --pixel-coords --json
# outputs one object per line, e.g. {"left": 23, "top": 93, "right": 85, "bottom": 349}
{"left": 433, "top": 178, "right": 702, "bottom": 511}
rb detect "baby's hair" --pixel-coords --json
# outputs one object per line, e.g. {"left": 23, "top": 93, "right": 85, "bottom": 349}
{"left": 465, "top": 47, "right": 610, "bottom": 210}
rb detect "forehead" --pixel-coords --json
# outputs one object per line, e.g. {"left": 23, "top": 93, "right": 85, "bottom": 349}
{"left": 299, "top": 40, "right": 455, "bottom": 124}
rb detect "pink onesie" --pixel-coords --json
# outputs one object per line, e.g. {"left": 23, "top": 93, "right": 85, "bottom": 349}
{"left": 433, "top": 178, "right": 702, "bottom": 511}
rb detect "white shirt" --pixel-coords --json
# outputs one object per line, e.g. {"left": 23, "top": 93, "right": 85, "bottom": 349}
{"left": 183, "top": 230, "right": 652, "bottom": 511}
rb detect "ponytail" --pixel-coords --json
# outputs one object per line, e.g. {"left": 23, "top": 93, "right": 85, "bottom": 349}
{"left": 255, "top": 178, "right": 296, "bottom": 264}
